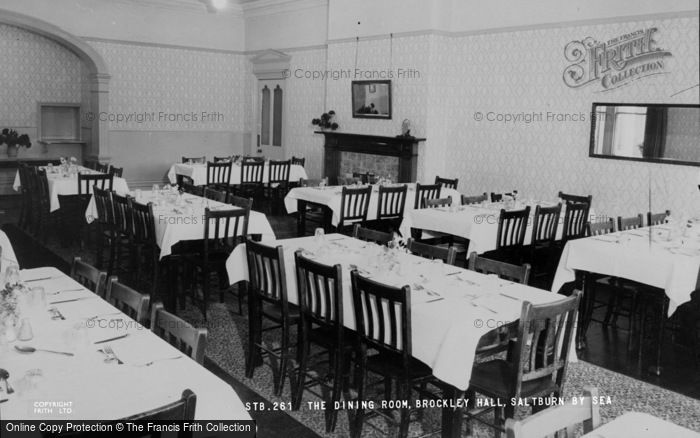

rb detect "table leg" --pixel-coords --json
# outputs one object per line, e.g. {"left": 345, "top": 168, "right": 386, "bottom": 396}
{"left": 575, "top": 271, "right": 590, "bottom": 350}
{"left": 649, "top": 295, "right": 668, "bottom": 376}
{"left": 322, "top": 206, "right": 332, "bottom": 233}
{"left": 441, "top": 385, "right": 463, "bottom": 438}
{"left": 297, "top": 200, "right": 307, "bottom": 237}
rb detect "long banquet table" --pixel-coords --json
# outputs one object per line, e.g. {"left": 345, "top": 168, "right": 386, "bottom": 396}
{"left": 285, "top": 183, "right": 461, "bottom": 233}
{"left": 13, "top": 166, "right": 129, "bottom": 212}
{"left": 226, "top": 233, "right": 570, "bottom": 391}
{"left": 1, "top": 266, "right": 250, "bottom": 421}
{"left": 85, "top": 190, "right": 276, "bottom": 259}
{"left": 167, "top": 161, "right": 308, "bottom": 186}
{"left": 581, "top": 412, "right": 700, "bottom": 438}
{"left": 399, "top": 199, "right": 597, "bottom": 254}
{"left": 1, "top": 230, "right": 18, "bottom": 266}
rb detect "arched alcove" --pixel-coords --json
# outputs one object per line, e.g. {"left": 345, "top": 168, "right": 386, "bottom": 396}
{"left": 0, "top": 9, "right": 110, "bottom": 160}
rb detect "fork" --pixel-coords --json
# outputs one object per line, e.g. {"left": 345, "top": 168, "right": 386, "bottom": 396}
{"left": 138, "top": 356, "right": 183, "bottom": 367}
{"left": 102, "top": 345, "right": 123, "bottom": 364}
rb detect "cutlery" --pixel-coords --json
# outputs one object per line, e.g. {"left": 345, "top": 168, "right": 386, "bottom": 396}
{"left": 469, "top": 301, "right": 497, "bottom": 314}
{"left": 85, "top": 312, "right": 122, "bottom": 321}
{"left": 499, "top": 292, "right": 520, "bottom": 301}
{"left": 137, "top": 355, "right": 183, "bottom": 367}
{"left": 49, "top": 288, "right": 85, "bottom": 296}
{"left": 426, "top": 297, "right": 445, "bottom": 303}
{"left": 446, "top": 271, "right": 462, "bottom": 276}
{"left": 49, "top": 296, "right": 96, "bottom": 305}
{"left": 591, "top": 237, "right": 617, "bottom": 244}
{"left": 48, "top": 307, "right": 65, "bottom": 320}
{"left": 102, "top": 345, "right": 123, "bottom": 365}
{"left": 0, "top": 399, "right": 8, "bottom": 403}
{"left": 0, "top": 369, "right": 14, "bottom": 394}
{"left": 94, "top": 334, "right": 129, "bottom": 344}
{"left": 24, "top": 276, "right": 56, "bottom": 283}
{"left": 14, "top": 345, "right": 74, "bottom": 356}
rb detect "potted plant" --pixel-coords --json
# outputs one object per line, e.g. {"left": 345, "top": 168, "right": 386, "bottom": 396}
{"left": 311, "top": 110, "right": 339, "bottom": 131}
{"left": 0, "top": 129, "right": 32, "bottom": 158}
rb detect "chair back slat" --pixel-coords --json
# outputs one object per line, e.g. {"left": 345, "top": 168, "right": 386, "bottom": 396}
{"left": 78, "top": 173, "right": 113, "bottom": 195}
{"left": 246, "top": 239, "right": 289, "bottom": 308}
{"left": 510, "top": 291, "right": 580, "bottom": 397}
{"left": 106, "top": 278, "right": 150, "bottom": 325}
{"left": 268, "top": 160, "right": 291, "bottom": 185}
{"left": 112, "top": 193, "right": 132, "bottom": 236}
{"left": 93, "top": 187, "right": 113, "bottom": 226}
{"left": 71, "top": 257, "right": 108, "bottom": 298}
{"left": 351, "top": 271, "right": 411, "bottom": 358}
{"left": 497, "top": 207, "right": 530, "bottom": 249}
{"left": 532, "top": 203, "right": 562, "bottom": 245}
{"left": 562, "top": 202, "right": 590, "bottom": 241}
{"left": 339, "top": 186, "right": 372, "bottom": 227}
{"left": 434, "top": 176, "right": 458, "bottom": 190}
{"left": 414, "top": 183, "right": 441, "bottom": 209}
{"left": 151, "top": 302, "right": 207, "bottom": 364}
{"left": 461, "top": 193, "right": 488, "bottom": 205}
{"left": 206, "top": 161, "right": 231, "bottom": 186}
{"left": 468, "top": 252, "right": 530, "bottom": 284}
{"left": 128, "top": 198, "right": 156, "bottom": 245}
{"left": 241, "top": 161, "right": 265, "bottom": 184}
{"left": 406, "top": 238, "right": 457, "bottom": 266}
{"left": 377, "top": 184, "right": 407, "bottom": 221}
{"left": 203, "top": 207, "right": 249, "bottom": 259}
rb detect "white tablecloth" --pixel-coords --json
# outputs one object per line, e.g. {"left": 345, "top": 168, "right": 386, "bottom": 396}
{"left": 167, "top": 162, "right": 308, "bottom": 186}
{"left": 581, "top": 412, "right": 700, "bottom": 437}
{"left": 551, "top": 225, "right": 700, "bottom": 316}
{"left": 13, "top": 167, "right": 129, "bottom": 212}
{"left": 226, "top": 234, "right": 569, "bottom": 391}
{"left": 85, "top": 190, "right": 275, "bottom": 259}
{"left": 285, "top": 184, "right": 461, "bottom": 227}
{"left": 1, "top": 267, "right": 250, "bottom": 420}
{"left": 399, "top": 199, "right": 596, "bottom": 254}
{"left": 1, "top": 230, "right": 19, "bottom": 266}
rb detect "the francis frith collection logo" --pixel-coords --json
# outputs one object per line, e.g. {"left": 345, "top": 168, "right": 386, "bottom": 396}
{"left": 563, "top": 27, "right": 672, "bottom": 91}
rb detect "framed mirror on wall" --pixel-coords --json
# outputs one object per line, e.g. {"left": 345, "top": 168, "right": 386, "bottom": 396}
{"left": 590, "top": 102, "right": 700, "bottom": 167}
{"left": 351, "top": 80, "right": 392, "bottom": 119}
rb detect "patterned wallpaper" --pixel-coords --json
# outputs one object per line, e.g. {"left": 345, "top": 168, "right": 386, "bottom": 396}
{"left": 0, "top": 23, "right": 85, "bottom": 132}
{"left": 436, "top": 16, "right": 700, "bottom": 218}
{"left": 665, "top": 107, "right": 700, "bottom": 162}
{"left": 88, "top": 40, "right": 249, "bottom": 132}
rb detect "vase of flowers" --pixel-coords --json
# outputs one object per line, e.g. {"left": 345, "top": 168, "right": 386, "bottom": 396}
{"left": 311, "top": 110, "right": 339, "bottom": 131}
{"left": 0, "top": 129, "right": 32, "bottom": 158}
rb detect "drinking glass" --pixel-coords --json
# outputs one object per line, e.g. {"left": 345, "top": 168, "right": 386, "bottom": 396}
{"left": 5, "top": 264, "right": 20, "bottom": 285}
{"left": 319, "top": 178, "right": 326, "bottom": 188}
{"left": 152, "top": 184, "right": 160, "bottom": 195}
{"left": 314, "top": 227, "right": 325, "bottom": 247}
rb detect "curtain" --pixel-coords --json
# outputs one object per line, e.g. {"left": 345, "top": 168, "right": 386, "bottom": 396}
{"left": 642, "top": 107, "right": 668, "bottom": 158}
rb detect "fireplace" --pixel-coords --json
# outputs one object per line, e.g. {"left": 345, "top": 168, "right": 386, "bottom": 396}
{"left": 316, "top": 132, "right": 425, "bottom": 185}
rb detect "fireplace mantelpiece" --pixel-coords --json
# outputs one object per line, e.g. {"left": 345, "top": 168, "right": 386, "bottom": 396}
{"left": 316, "top": 131, "right": 425, "bottom": 184}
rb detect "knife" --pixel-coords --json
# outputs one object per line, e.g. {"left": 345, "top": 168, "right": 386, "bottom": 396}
{"left": 94, "top": 334, "right": 129, "bottom": 345}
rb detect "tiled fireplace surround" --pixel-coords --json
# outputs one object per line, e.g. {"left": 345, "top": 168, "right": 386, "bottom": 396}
{"left": 339, "top": 152, "right": 399, "bottom": 180}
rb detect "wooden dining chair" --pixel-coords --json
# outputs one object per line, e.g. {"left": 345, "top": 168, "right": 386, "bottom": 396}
{"left": 349, "top": 271, "right": 445, "bottom": 438}
{"left": 92, "top": 187, "right": 114, "bottom": 274}
{"left": 17, "top": 162, "right": 32, "bottom": 230}
{"left": 505, "top": 386, "right": 600, "bottom": 438}
{"left": 264, "top": 159, "right": 291, "bottom": 214}
{"left": 587, "top": 218, "right": 615, "bottom": 236}
{"left": 128, "top": 198, "right": 161, "bottom": 296}
{"left": 182, "top": 156, "right": 205, "bottom": 164}
{"left": 109, "top": 166, "right": 123, "bottom": 178}
{"left": 150, "top": 302, "right": 208, "bottom": 364}
{"left": 293, "top": 251, "right": 351, "bottom": 432}
{"left": 96, "top": 163, "right": 110, "bottom": 174}
{"left": 374, "top": 184, "right": 407, "bottom": 232}
{"left": 406, "top": 238, "right": 457, "bottom": 265}
{"left": 414, "top": 183, "right": 441, "bottom": 209}
{"left": 291, "top": 156, "right": 306, "bottom": 167}
{"left": 618, "top": 214, "right": 644, "bottom": 231}
{"left": 245, "top": 238, "right": 299, "bottom": 396}
{"left": 560, "top": 202, "right": 590, "bottom": 244}
{"left": 558, "top": 192, "right": 592, "bottom": 206}
{"left": 234, "top": 159, "right": 265, "bottom": 201}
{"left": 206, "top": 161, "right": 232, "bottom": 189}
{"left": 491, "top": 192, "right": 504, "bottom": 202}
{"left": 184, "top": 207, "right": 249, "bottom": 317}
{"left": 31, "top": 168, "right": 56, "bottom": 243}
{"left": 181, "top": 182, "right": 204, "bottom": 197}
{"left": 466, "top": 291, "right": 581, "bottom": 438}
{"left": 352, "top": 224, "right": 392, "bottom": 245}
{"left": 425, "top": 197, "right": 452, "bottom": 208}
{"left": 78, "top": 173, "right": 113, "bottom": 194}
{"left": 122, "top": 389, "right": 196, "bottom": 421}
{"left": 337, "top": 185, "right": 372, "bottom": 234}
{"left": 647, "top": 210, "right": 670, "bottom": 226}
{"left": 204, "top": 187, "right": 227, "bottom": 203}
{"left": 105, "top": 277, "right": 150, "bottom": 326}
{"left": 71, "top": 257, "right": 108, "bottom": 298}
{"left": 462, "top": 193, "right": 488, "bottom": 205}
{"left": 468, "top": 252, "right": 531, "bottom": 284}
{"left": 481, "top": 206, "right": 531, "bottom": 265}
{"left": 214, "top": 155, "right": 232, "bottom": 162}
{"left": 435, "top": 176, "right": 459, "bottom": 190}
{"left": 227, "top": 193, "right": 254, "bottom": 211}
{"left": 527, "top": 203, "right": 562, "bottom": 283}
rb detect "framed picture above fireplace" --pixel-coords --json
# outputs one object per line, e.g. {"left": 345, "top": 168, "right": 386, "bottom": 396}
{"left": 351, "top": 80, "right": 392, "bottom": 119}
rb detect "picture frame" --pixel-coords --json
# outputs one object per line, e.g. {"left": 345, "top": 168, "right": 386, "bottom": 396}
{"left": 351, "top": 80, "right": 392, "bottom": 119}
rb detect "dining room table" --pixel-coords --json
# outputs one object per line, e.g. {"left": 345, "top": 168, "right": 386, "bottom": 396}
{"left": 0, "top": 230, "right": 18, "bottom": 267}
{"left": 225, "top": 233, "right": 573, "bottom": 437}
{"left": 551, "top": 220, "right": 700, "bottom": 372}
{"left": 167, "top": 160, "right": 308, "bottom": 186}
{"left": 581, "top": 412, "right": 700, "bottom": 437}
{"left": 85, "top": 189, "right": 276, "bottom": 259}
{"left": 285, "top": 183, "right": 462, "bottom": 235}
{"left": 399, "top": 198, "right": 597, "bottom": 254}
{"left": 0, "top": 266, "right": 251, "bottom": 421}
{"left": 13, "top": 165, "right": 130, "bottom": 212}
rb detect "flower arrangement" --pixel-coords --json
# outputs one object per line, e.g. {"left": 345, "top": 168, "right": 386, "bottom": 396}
{"left": 0, "top": 129, "right": 32, "bottom": 149}
{"left": 0, "top": 276, "right": 26, "bottom": 324}
{"left": 311, "top": 110, "right": 339, "bottom": 130}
